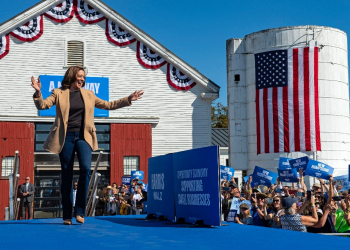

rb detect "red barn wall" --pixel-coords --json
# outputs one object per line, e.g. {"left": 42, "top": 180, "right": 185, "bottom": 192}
{"left": 0, "top": 122, "right": 35, "bottom": 220}
{"left": 110, "top": 124, "right": 152, "bottom": 185}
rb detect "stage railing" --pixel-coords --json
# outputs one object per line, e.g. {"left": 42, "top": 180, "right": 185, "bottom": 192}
{"left": 87, "top": 151, "right": 103, "bottom": 193}
{"left": 86, "top": 173, "right": 101, "bottom": 216}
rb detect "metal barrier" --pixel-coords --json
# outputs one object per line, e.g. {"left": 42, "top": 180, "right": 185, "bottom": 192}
{"left": 88, "top": 196, "right": 99, "bottom": 217}
{"left": 13, "top": 174, "right": 20, "bottom": 219}
{"left": 87, "top": 151, "right": 103, "bottom": 194}
{"left": 86, "top": 173, "right": 101, "bottom": 216}
{"left": 318, "top": 233, "right": 350, "bottom": 237}
{"left": 8, "top": 151, "right": 20, "bottom": 220}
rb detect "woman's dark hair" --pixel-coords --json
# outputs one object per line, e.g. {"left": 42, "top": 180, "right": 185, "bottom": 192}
{"left": 61, "top": 66, "right": 85, "bottom": 90}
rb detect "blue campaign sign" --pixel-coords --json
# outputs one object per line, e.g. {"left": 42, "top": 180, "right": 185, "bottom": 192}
{"left": 305, "top": 160, "right": 334, "bottom": 180}
{"left": 252, "top": 166, "right": 278, "bottom": 186}
{"left": 278, "top": 168, "right": 298, "bottom": 183}
{"left": 229, "top": 198, "right": 252, "bottom": 215}
{"left": 220, "top": 165, "right": 235, "bottom": 180}
{"left": 121, "top": 176, "right": 131, "bottom": 185}
{"left": 243, "top": 175, "right": 258, "bottom": 188}
{"left": 147, "top": 154, "right": 175, "bottom": 220}
{"left": 334, "top": 175, "right": 350, "bottom": 192}
{"left": 173, "top": 145, "right": 220, "bottom": 226}
{"left": 289, "top": 156, "right": 309, "bottom": 171}
{"left": 278, "top": 157, "right": 293, "bottom": 170}
{"left": 131, "top": 171, "right": 144, "bottom": 180}
{"left": 38, "top": 75, "right": 109, "bottom": 117}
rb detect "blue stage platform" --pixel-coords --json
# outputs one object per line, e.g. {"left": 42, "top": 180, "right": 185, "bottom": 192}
{"left": 0, "top": 215, "right": 348, "bottom": 250}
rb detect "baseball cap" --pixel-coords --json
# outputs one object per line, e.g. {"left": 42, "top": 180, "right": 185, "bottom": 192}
{"left": 240, "top": 203, "right": 250, "bottom": 209}
{"left": 313, "top": 183, "right": 321, "bottom": 188}
{"left": 282, "top": 196, "right": 298, "bottom": 209}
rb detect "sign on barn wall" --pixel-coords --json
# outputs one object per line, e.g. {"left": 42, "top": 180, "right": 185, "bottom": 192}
{"left": 38, "top": 75, "right": 109, "bottom": 117}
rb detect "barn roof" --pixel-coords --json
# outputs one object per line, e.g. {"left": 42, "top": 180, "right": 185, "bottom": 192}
{"left": 0, "top": 0, "right": 220, "bottom": 93}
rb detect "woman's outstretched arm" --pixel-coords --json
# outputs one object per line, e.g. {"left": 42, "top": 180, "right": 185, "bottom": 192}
{"left": 31, "top": 76, "right": 57, "bottom": 110}
{"left": 95, "top": 90, "right": 144, "bottom": 110}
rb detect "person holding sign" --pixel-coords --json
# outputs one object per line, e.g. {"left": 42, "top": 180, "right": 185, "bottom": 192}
{"left": 31, "top": 66, "right": 144, "bottom": 225}
{"left": 251, "top": 193, "right": 271, "bottom": 227}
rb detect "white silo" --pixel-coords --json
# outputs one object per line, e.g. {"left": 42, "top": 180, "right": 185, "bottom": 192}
{"left": 227, "top": 26, "right": 350, "bottom": 186}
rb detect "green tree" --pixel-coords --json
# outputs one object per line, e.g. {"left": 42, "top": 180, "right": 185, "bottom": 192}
{"left": 211, "top": 103, "right": 228, "bottom": 128}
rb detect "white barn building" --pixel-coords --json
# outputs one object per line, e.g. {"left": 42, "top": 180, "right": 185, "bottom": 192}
{"left": 0, "top": 0, "right": 219, "bottom": 219}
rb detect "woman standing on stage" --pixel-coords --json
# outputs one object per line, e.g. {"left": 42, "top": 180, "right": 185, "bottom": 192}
{"left": 31, "top": 66, "right": 143, "bottom": 225}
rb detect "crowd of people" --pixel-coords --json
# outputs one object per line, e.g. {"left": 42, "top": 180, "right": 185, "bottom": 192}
{"left": 222, "top": 170, "right": 350, "bottom": 234}
{"left": 95, "top": 178, "right": 147, "bottom": 216}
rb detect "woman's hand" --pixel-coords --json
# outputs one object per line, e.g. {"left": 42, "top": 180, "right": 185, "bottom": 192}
{"left": 128, "top": 90, "right": 144, "bottom": 102}
{"left": 31, "top": 76, "right": 41, "bottom": 92}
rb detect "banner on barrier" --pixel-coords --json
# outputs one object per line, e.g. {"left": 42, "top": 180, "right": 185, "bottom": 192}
{"left": 121, "top": 176, "right": 131, "bottom": 185}
{"left": 278, "top": 168, "right": 298, "bottom": 183}
{"left": 305, "top": 160, "right": 334, "bottom": 180}
{"left": 252, "top": 166, "right": 278, "bottom": 186}
{"left": 131, "top": 171, "right": 144, "bottom": 180}
{"left": 147, "top": 154, "right": 175, "bottom": 220}
{"left": 289, "top": 156, "right": 309, "bottom": 171}
{"left": 220, "top": 165, "right": 234, "bottom": 180}
{"left": 173, "top": 145, "right": 220, "bottom": 226}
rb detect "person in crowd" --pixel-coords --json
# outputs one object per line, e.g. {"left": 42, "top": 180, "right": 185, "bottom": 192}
{"left": 112, "top": 183, "right": 118, "bottom": 189}
{"left": 263, "top": 195, "right": 283, "bottom": 228}
{"left": 251, "top": 193, "right": 271, "bottom": 227}
{"left": 235, "top": 203, "right": 253, "bottom": 225}
{"left": 96, "top": 187, "right": 107, "bottom": 216}
{"left": 280, "top": 196, "right": 318, "bottom": 232}
{"left": 31, "top": 66, "right": 143, "bottom": 225}
{"left": 130, "top": 185, "right": 143, "bottom": 215}
{"left": 108, "top": 188, "right": 118, "bottom": 215}
{"left": 19, "top": 176, "right": 35, "bottom": 220}
{"left": 335, "top": 192, "right": 350, "bottom": 233}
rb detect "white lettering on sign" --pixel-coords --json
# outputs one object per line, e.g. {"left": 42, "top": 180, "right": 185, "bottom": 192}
{"left": 49, "top": 81, "right": 55, "bottom": 92}
{"left": 257, "top": 170, "right": 273, "bottom": 181}
{"left": 311, "top": 163, "right": 329, "bottom": 172}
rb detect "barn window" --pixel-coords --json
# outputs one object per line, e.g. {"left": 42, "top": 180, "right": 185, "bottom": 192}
{"left": 1, "top": 156, "right": 15, "bottom": 177}
{"left": 123, "top": 156, "right": 139, "bottom": 176}
{"left": 65, "top": 40, "right": 85, "bottom": 67}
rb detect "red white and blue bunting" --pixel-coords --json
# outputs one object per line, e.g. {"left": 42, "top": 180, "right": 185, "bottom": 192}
{"left": 74, "top": 0, "right": 105, "bottom": 24}
{"left": 1, "top": 1, "right": 198, "bottom": 90}
{"left": 167, "top": 64, "right": 196, "bottom": 90}
{"left": 44, "top": 0, "right": 74, "bottom": 23}
{"left": 136, "top": 41, "right": 166, "bottom": 69}
{"left": 10, "top": 15, "right": 43, "bottom": 42}
{"left": 0, "top": 34, "right": 10, "bottom": 60}
{"left": 105, "top": 19, "right": 136, "bottom": 46}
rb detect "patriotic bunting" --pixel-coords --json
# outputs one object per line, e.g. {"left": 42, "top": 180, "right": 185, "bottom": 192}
{"left": 74, "top": 0, "right": 105, "bottom": 24}
{"left": 44, "top": 0, "right": 74, "bottom": 23}
{"left": 136, "top": 41, "right": 166, "bottom": 69}
{"left": 0, "top": 34, "right": 10, "bottom": 60}
{"left": 105, "top": 19, "right": 136, "bottom": 46}
{"left": 10, "top": 15, "right": 43, "bottom": 42}
{"left": 167, "top": 64, "right": 196, "bottom": 90}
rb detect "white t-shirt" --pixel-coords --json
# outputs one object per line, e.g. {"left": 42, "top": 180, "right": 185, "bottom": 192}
{"left": 132, "top": 193, "right": 143, "bottom": 207}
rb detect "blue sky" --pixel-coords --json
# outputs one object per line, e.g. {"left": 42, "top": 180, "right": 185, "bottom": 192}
{"left": 0, "top": 0, "right": 349, "bottom": 105}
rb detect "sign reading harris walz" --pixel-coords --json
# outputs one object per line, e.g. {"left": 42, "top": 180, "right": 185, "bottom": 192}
{"left": 38, "top": 75, "right": 109, "bottom": 117}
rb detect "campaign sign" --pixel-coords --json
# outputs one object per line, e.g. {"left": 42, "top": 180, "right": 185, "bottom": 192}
{"left": 278, "top": 157, "right": 293, "bottom": 170}
{"left": 289, "top": 156, "right": 309, "bottom": 171}
{"left": 305, "top": 160, "right": 334, "bottom": 180}
{"left": 220, "top": 165, "right": 235, "bottom": 180}
{"left": 147, "top": 154, "right": 175, "bottom": 220}
{"left": 334, "top": 175, "right": 350, "bottom": 191}
{"left": 38, "top": 75, "right": 109, "bottom": 117}
{"left": 252, "top": 166, "right": 278, "bottom": 186}
{"left": 278, "top": 168, "right": 298, "bottom": 183}
{"left": 131, "top": 171, "right": 144, "bottom": 180}
{"left": 173, "top": 145, "right": 220, "bottom": 226}
{"left": 121, "top": 176, "right": 131, "bottom": 185}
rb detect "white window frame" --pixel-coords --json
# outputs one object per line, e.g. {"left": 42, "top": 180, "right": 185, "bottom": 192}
{"left": 1, "top": 156, "right": 15, "bottom": 178}
{"left": 64, "top": 38, "right": 87, "bottom": 68}
{"left": 123, "top": 156, "right": 140, "bottom": 176}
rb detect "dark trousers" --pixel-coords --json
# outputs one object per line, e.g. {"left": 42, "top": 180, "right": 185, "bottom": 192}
{"left": 59, "top": 132, "right": 92, "bottom": 220}
{"left": 22, "top": 201, "right": 32, "bottom": 219}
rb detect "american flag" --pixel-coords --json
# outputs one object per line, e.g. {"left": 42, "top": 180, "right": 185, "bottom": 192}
{"left": 255, "top": 47, "right": 321, "bottom": 154}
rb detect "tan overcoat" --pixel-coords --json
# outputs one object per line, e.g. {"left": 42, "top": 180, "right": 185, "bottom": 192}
{"left": 33, "top": 88, "right": 131, "bottom": 154}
